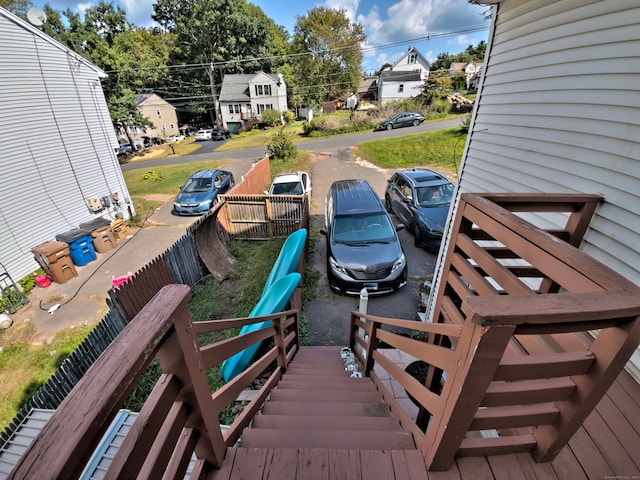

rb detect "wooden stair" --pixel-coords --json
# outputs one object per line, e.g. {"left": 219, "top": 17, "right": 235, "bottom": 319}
{"left": 239, "top": 346, "right": 416, "bottom": 450}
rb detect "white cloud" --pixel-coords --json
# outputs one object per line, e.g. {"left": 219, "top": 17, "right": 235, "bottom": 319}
{"left": 322, "top": 0, "right": 360, "bottom": 22}
{"left": 120, "top": 0, "right": 157, "bottom": 27}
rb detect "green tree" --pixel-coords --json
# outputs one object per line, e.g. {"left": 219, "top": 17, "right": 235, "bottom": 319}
{"left": 420, "top": 70, "right": 453, "bottom": 104}
{"left": 290, "top": 7, "right": 365, "bottom": 106}
{"left": 152, "top": 0, "right": 288, "bottom": 125}
{"left": 0, "top": 0, "right": 33, "bottom": 17}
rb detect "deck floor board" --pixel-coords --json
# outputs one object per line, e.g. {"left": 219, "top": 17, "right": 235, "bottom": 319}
{"left": 208, "top": 370, "right": 640, "bottom": 479}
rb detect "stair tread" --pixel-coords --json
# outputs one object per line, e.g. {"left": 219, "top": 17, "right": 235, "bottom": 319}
{"left": 277, "top": 380, "right": 376, "bottom": 392}
{"left": 241, "top": 428, "right": 415, "bottom": 450}
{"left": 261, "top": 401, "right": 391, "bottom": 417}
{"left": 269, "top": 389, "right": 381, "bottom": 403}
{"left": 251, "top": 415, "right": 401, "bottom": 431}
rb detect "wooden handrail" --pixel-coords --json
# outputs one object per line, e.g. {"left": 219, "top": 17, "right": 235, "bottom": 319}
{"left": 348, "top": 193, "right": 640, "bottom": 471}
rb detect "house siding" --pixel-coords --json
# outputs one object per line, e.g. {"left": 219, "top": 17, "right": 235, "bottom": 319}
{"left": 429, "top": 0, "right": 640, "bottom": 378}
{"left": 0, "top": 9, "right": 133, "bottom": 283}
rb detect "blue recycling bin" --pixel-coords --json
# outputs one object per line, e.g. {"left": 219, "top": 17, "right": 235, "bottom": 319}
{"left": 56, "top": 229, "right": 97, "bottom": 266}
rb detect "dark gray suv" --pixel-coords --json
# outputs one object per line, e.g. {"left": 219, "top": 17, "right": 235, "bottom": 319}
{"left": 320, "top": 179, "right": 407, "bottom": 295}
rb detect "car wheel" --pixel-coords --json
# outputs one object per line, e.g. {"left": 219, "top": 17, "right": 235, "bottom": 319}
{"left": 385, "top": 195, "right": 393, "bottom": 213}
{"left": 386, "top": 123, "right": 393, "bottom": 131}
{"left": 413, "top": 119, "right": 420, "bottom": 126}
{"left": 413, "top": 223, "right": 423, "bottom": 247}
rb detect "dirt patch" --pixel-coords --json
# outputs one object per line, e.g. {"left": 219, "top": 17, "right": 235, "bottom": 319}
{"left": 141, "top": 194, "right": 174, "bottom": 202}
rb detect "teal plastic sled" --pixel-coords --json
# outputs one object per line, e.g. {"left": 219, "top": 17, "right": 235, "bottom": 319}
{"left": 261, "top": 228, "right": 307, "bottom": 297}
{"left": 221, "top": 272, "right": 301, "bottom": 382}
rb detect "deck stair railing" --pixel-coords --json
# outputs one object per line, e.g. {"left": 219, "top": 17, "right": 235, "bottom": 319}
{"left": 349, "top": 193, "right": 640, "bottom": 471}
{"left": 7, "top": 284, "right": 302, "bottom": 479}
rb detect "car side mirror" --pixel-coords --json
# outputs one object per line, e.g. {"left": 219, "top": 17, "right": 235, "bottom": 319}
{"left": 320, "top": 227, "right": 328, "bottom": 236}
{"left": 396, "top": 224, "right": 405, "bottom": 232}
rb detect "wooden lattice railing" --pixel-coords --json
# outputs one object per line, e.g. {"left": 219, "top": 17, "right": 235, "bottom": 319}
{"left": 350, "top": 193, "right": 640, "bottom": 471}
{"left": 8, "top": 284, "right": 301, "bottom": 479}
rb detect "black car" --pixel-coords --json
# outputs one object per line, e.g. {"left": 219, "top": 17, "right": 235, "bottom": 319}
{"left": 211, "top": 128, "right": 231, "bottom": 141}
{"left": 385, "top": 168, "right": 454, "bottom": 251}
{"left": 320, "top": 179, "right": 407, "bottom": 296}
{"left": 379, "top": 112, "right": 425, "bottom": 130}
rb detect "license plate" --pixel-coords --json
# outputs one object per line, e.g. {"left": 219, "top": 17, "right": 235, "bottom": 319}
{"left": 364, "top": 283, "right": 378, "bottom": 290}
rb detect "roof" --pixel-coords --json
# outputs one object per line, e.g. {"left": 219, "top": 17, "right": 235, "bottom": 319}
{"left": 0, "top": 8, "right": 106, "bottom": 78}
{"left": 396, "top": 168, "right": 451, "bottom": 186}
{"left": 379, "top": 70, "right": 422, "bottom": 82}
{"left": 135, "top": 93, "right": 175, "bottom": 109}
{"left": 0, "top": 409, "right": 200, "bottom": 479}
{"left": 219, "top": 72, "right": 282, "bottom": 102}
{"left": 330, "top": 179, "right": 384, "bottom": 215}
{"left": 391, "top": 47, "right": 431, "bottom": 69}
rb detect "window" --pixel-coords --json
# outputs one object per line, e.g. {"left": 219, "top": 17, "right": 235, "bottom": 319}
{"left": 228, "top": 104, "right": 240, "bottom": 114}
{"left": 254, "top": 84, "right": 272, "bottom": 96}
{"left": 398, "top": 84, "right": 404, "bottom": 93}
{"left": 409, "top": 53, "right": 417, "bottom": 64}
{"left": 257, "top": 104, "right": 273, "bottom": 114}
{"left": 127, "top": 126, "right": 139, "bottom": 134}
{"left": 156, "top": 109, "right": 162, "bottom": 118}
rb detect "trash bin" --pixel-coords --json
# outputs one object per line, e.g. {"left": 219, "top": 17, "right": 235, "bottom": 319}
{"left": 79, "top": 218, "right": 116, "bottom": 253}
{"left": 31, "top": 240, "right": 78, "bottom": 284}
{"left": 110, "top": 219, "right": 131, "bottom": 241}
{"left": 55, "top": 229, "right": 97, "bottom": 266}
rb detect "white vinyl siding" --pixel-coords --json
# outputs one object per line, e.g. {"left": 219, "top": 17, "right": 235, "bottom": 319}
{"left": 430, "top": 0, "right": 640, "bottom": 377}
{"left": 0, "top": 11, "right": 133, "bottom": 283}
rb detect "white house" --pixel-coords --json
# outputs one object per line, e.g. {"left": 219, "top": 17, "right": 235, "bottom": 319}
{"left": 430, "top": 0, "right": 640, "bottom": 378}
{"left": 218, "top": 72, "right": 287, "bottom": 133}
{"left": 0, "top": 8, "right": 134, "bottom": 284}
{"left": 378, "top": 47, "right": 430, "bottom": 105}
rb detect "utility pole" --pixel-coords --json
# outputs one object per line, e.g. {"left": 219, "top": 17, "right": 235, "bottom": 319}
{"left": 206, "top": 63, "right": 222, "bottom": 130}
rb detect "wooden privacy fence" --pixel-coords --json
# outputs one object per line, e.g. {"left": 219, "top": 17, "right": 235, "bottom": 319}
{"left": 349, "top": 193, "right": 640, "bottom": 471}
{"left": 219, "top": 194, "right": 310, "bottom": 240}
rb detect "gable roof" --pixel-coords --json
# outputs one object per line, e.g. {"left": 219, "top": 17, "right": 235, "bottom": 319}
{"left": 0, "top": 7, "right": 106, "bottom": 78}
{"left": 135, "top": 93, "right": 175, "bottom": 109}
{"left": 392, "top": 46, "right": 431, "bottom": 69}
{"left": 219, "top": 72, "right": 283, "bottom": 102}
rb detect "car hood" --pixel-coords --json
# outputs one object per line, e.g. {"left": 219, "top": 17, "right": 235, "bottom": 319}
{"left": 175, "top": 190, "right": 216, "bottom": 205}
{"left": 330, "top": 240, "right": 403, "bottom": 270}
{"left": 414, "top": 204, "right": 449, "bottom": 232}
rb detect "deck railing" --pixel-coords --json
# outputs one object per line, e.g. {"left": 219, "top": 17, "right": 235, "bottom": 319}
{"left": 349, "top": 193, "right": 640, "bottom": 471}
{"left": 8, "top": 284, "right": 301, "bottom": 479}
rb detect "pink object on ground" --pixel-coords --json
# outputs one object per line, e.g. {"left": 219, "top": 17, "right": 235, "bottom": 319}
{"left": 34, "top": 275, "right": 51, "bottom": 288}
{"left": 111, "top": 272, "right": 133, "bottom": 288}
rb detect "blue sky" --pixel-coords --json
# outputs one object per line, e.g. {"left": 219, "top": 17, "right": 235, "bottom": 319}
{"left": 32, "top": 0, "right": 491, "bottom": 73}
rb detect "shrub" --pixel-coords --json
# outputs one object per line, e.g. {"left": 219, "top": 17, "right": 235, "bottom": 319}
{"left": 266, "top": 129, "right": 297, "bottom": 161}
{"left": 143, "top": 170, "right": 163, "bottom": 181}
{"left": 283, "top": 111, "right": 295, "bottom": 124}
{"left": 260, "top": 109, "right": 281, "bottom": 128}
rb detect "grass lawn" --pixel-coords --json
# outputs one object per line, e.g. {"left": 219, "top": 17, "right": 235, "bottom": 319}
{"left": 0, "top": 323, "right": 95, "bottom": 428}
{"left": 354, "top": 127, "right": 465, "bottom": 176}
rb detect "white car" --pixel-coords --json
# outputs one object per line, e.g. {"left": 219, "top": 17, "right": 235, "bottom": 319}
{"left": 166, "top": 134, "right": 185, "bottom": 142}
{"left": 268, "top": 171, "right": 312, "bottom": 197}
{"left": 194, "top": 129, "right": 213, "bottom": 141}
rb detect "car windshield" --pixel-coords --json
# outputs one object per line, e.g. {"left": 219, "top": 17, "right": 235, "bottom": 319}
{"left": 415, "top": 183, "right": 454, "bottom": 207}
{"left": 331, "top": 213, "right": 396, "bottom": 244}
{"left": 272, "top": 181, "right": 303, "bottom": 195}
{"left": 182, "top": 177, "right": 213, "bottom": 193}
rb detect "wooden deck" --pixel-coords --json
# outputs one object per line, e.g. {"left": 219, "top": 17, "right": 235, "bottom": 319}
{"left": 209, "top": 365, "right": 640, "bottom": 480}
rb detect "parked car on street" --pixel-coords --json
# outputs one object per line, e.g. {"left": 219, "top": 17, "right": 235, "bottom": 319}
{"left": 267, "top": 172, "right": 312, "bottom": 197}
{"left": 385, "top": 168, "right": 454, "bottom": 251}
{"left": 194, "top": 129, "right": 213, "bottom": 141}
{"left": 116, "top": 143, "right": 136, "bottom": 156}
{"left": 379, "top": 112, "right": 425, "bottom": 130}
{"left": 211, "top": 128, "right": 231, "bottom": 141}
{"left": 320, "top": 179, "right": 407, "bottom": 295}
{"left": 166, "top": 134, "right": 185, "bottom": 142}
{"left": 173, "top": 169, "right": 234, "bottom": 215}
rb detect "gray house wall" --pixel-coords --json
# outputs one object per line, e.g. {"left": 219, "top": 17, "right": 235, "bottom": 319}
{"left": 0, "top": 8, "right": 134, "bottom": 283}
{"left": 429, "top": 0, "right": 640, "bottom": 378}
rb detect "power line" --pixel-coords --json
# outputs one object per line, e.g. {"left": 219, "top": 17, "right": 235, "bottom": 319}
{"left": 102, "top": 23, "right": 489, "bottom": 76}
